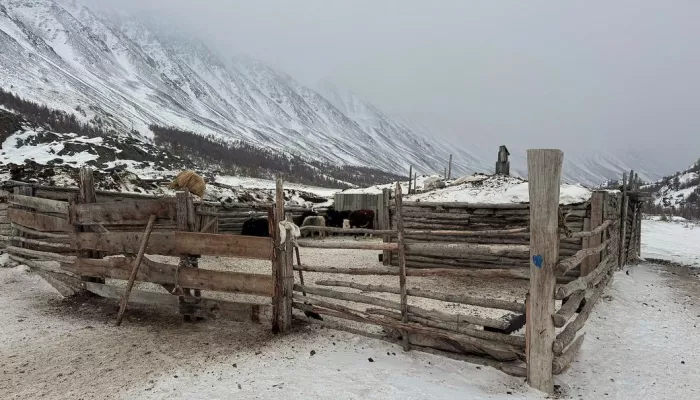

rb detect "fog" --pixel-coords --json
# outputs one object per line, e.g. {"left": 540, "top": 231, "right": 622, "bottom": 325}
{"left": 89, "top": 0, "right": 700, "bottom": 172}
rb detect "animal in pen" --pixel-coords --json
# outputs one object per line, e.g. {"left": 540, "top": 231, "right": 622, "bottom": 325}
{"left": 241, "top": 217, "right": 269, "bottom": 237}
{"left": 325, "top": 207, "right": 351, "bottom": 229}
{"left": 349, "top": 209, "right": 375, "bottom": 238}
{"left": 301, "top": 216, "right": 326, "bottom": 238}
{"left": 292, "top": 210, "right": 317, "bottom": 226}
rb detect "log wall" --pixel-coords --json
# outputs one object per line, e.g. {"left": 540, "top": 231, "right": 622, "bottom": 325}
{"left": 387, "top": 201, "right": 589, "bottom": 277}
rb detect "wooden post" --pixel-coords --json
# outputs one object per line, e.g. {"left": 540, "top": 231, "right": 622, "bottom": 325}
{"left": 115, "top": 215, "right": 157, "bottom": 326}
{"left": 525, "top": 293, "right": 531, "bottom": 363}
{"left": 395, "top": 182, "right": 410, "bottom": 351}
{"left": 176, "top": 191, "right": 198, "bottom": 321}
{"left": 413, "top": 172, "right": 417, "bottom": 193}
{"left": 77, "top": 168, "right": 105, "bottom": 285}
{"left": 12, "top": 186, "right": 32, "bottom": 250}
{"left": 526, "top": 149, "right": 563, "bottom": 394}
{"left": 408, "top": 165, "right": 413, "bottom": 195}
{"left": 628, "top": 169, "right": 635, "bottom": 191}
{"left": 581, "top": 191, "right": 604, "bottom": 276}
{"left": 282, "top": 228, "right": 294, "bottom": 331}
{"left": 619, "top": 172, "right": 628, "bottom": 267}
{"left": 272, "top": 177, "right": 290, "bottom": 332}
{"left": 447, "top": 154, "right": 453, "bottom": 180}
{"left": 380, "top": 188, "right": 391, "bottom": 265}
{"left": 636, "top": 200, "right": 642, "bottom": 257}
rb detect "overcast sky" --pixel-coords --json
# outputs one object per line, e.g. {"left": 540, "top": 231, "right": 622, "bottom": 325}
{"left": 91, "top": 0, "right": 700, "bottom": 171}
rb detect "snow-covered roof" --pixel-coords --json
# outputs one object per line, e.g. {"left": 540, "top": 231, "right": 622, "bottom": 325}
{"left": 406, "top": 174, "right": 592, "bottom": 205}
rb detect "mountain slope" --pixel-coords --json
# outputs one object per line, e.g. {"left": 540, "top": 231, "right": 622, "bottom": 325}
{"left": 0, "top": 0, "right": 671, "bottom": 186}
{"left": 0, "top": 0, "right": 461, "bottom": 175}
{"left": 646, "top": 160, "right": 700, "bottom": 214}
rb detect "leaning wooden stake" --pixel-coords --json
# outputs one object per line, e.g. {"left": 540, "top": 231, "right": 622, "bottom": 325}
{"left": 526, "top": 149, "right": 563, "bottom": 394}
{"left": 115, "top": 214, "right": 157, "bottom": 326}
{"left": 395, "top": 182, "right": 410, "bottom": 351}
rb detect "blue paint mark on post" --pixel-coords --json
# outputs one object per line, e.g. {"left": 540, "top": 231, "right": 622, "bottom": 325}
{"left": 533, "top": 254, "right": 544, "bottom": 268}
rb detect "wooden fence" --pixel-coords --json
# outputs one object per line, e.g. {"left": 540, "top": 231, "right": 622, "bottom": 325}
{"left": 3, "top": 168, "right": 295, "bottom": 332}
{"left": 294, "top": 151, "right": 632, "bottom": 394}
{"left": 1, "top": 159, "right": 641, "bottom": 392}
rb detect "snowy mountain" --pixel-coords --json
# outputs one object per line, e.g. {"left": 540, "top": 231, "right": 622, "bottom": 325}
{"left": 0, "top": 0, "right": 670, "bottom": 186}
{"left": 647, "top": 160, "right": 700, "bottom": 210}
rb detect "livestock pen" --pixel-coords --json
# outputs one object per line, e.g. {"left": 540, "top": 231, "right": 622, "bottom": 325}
{"left": 294, "top": 149, "right": 644, "bottom": 394}
{"left": 0, "top": 151, "right": 646, "bottom": 395}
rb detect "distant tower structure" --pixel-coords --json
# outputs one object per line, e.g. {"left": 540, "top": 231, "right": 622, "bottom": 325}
{"left": 496, "top": 145, "right": 510, "bottom": 175}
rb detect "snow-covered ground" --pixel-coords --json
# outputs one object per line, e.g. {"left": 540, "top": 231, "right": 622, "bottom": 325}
{"left": 4, "top": 217, "right": 700, "bottom": 398}
{"left": 642, "top": 219, "right": 700, "bottom": 267}
{"left": 405, "top": 175, "right": 592, "bottom": 205}
{"left": 558, "top": 263, "right": 700, "bottom": 398}
{"left": 215, "top": 175, "right": 340, "bottom": 198}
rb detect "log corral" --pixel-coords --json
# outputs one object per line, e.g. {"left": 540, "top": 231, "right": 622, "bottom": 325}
{"left": 0, "top": 160, "right": 646, "bottom": 393}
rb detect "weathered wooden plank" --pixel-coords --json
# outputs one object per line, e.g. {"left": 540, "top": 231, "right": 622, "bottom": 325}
{"left": 7, "top": 245, "right": 76, "bottom": 263}
{"left": 553, "top": 274, "right": 610, "bottom": 354}
{"left": 564, "top": 219, "right": 612, "bottom": 239}
{"left": 402, "top": 202, "right": 530, "bottom": 209}
{"left": 552, "top": 291, "right": 585, "bottom": 328}
{"left": 556, "top": 254, "right": 612, "bottom": 300}
{"left": 295, "top": 264, "right": 530, "bottom": 279}
{"left": 73, "top": 231, "right": 273, "bottom": 259}
{"left": 8, "top": 208, "right": 71, "bottom": 232}
{"left": 68, "top": 256, "right": 273, "bottom": 297}
{"left": 406, "top": 242, "right": 530, "bottom": 257}
{"left": 116, "top": 214, "right": 158, "bottom": 325}
{"left": 297, "top": 240, "right": 399, "bottom": 251}
{"left": 70, "top": 199, "right": 176, "bottom": 225}
{"left": 555, "top": 238, "right": 611, "bottom": 277}
{"left": 315, "top": 280, "right": 525, "bottom": 312}
{"left": 0, "top": 235, "right": 72, "bottom": 249}
{"left": 10, "top": 195, "right": 68, "bottom": 214}
{"left": 552, "top": 334, "right": 584, "bottom": 374}
{"left": 293, "top": 301, "right": 522, "bottom": 360}
{"left": 84, "top": 282, "right": 272, "bottom": 323}
{"left": 526, "top": 148, "right": 563, "bottom": 394}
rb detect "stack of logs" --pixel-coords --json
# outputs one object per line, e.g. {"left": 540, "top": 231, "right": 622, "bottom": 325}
{"left": 388, "top": 202, "right": 588, "bottom": 275}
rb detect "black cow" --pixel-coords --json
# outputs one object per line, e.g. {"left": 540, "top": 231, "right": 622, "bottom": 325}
{"left": 326, "top": 207, "right": 351, "bottom": 228}
{"left": 292, "top": 210, "right": 317, "bottom": 226}
{"left": 241, "top": 217, "right": 269, "bottom": 237}
{"left": 349, "top": 210, "right": 375, "bottom": 229}
{"left": 349, "top": 210, "right": 375, "bottom": 239}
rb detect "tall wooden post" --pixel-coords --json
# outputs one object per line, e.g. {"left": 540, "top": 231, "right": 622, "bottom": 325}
{"left": 413, "top": 172, "right": 417, "bottom": 193}
{"left": 380, "top": 188, "right": 391, "bottom": 265}
{"left": 619, "top": 172, "right": 629, "bottom": 267}
{"left": 526, "top": 149, "right": 563, "bottom": 394}
{"left": 447, "top": 154, "right": 453, "bottom": 180}
{"left": 407, "top": 165, "right": 413, "bottom": 195}
{"left": 176, "top": 191, "right": 198, "bottom": 321}
{"left": 271, "top": 177, "right": 291, "bottom": 332}
{"left": 395, "top": 183, "right": 409, "bottom": 351}
{"left": 77, "top": 167, "right": 105, "bottom": 285}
